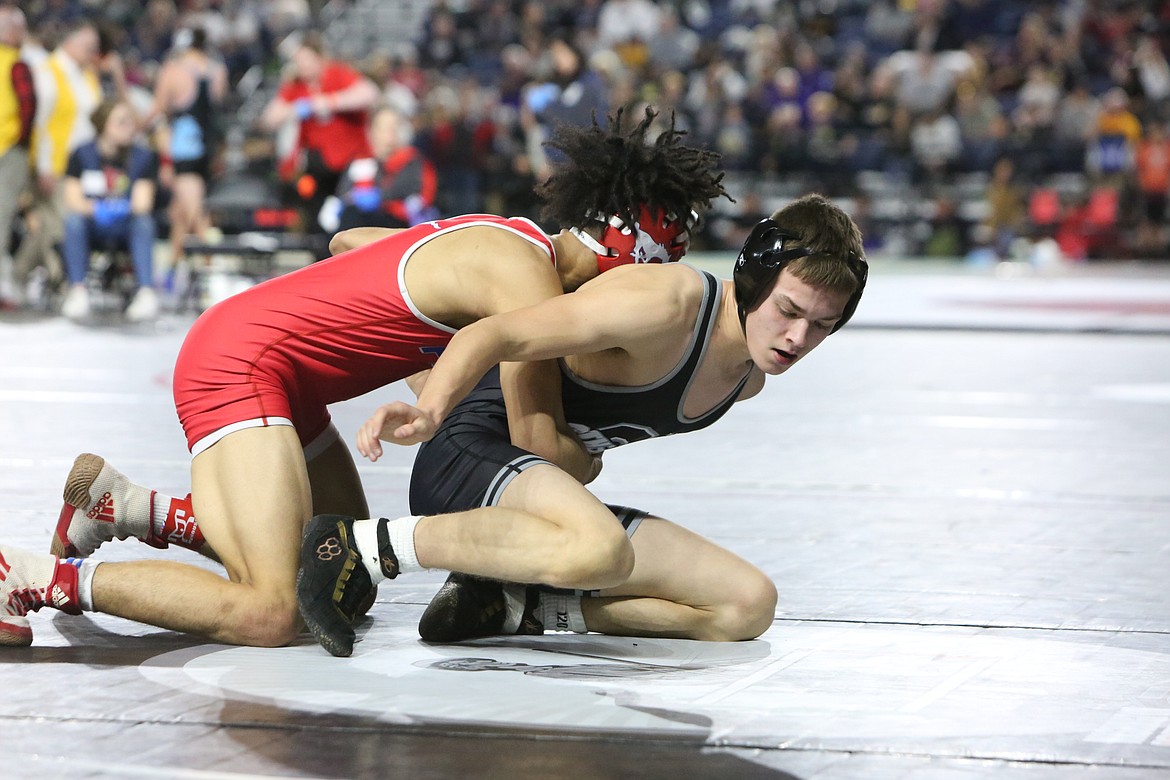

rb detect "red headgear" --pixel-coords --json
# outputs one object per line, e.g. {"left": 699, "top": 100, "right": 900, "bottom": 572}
{"left": 570, "top": 206, "right": 696, "bottom": 273}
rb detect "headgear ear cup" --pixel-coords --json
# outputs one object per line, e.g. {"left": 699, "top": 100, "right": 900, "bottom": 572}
{"left": 570, "top": 206, "right": 698, "bottom": 272}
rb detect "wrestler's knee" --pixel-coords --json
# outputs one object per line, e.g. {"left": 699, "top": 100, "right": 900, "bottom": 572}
{"left": 550, "top": 522, "right": 634, "bottom": 591}
{"left": 221, "top": 587, "right": 301, "bottom": 647}
{"left": 710, "top": 572, "right": 778, "bottom": 641}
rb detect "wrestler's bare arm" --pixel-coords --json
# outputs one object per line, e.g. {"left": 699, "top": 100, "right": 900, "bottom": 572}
{"left": 355, "top": 226, "right": 593, "bottom": 467}
{"left": 502, "top": 359, "right": 600, "bottom": 484}
{"left": 404, "top": 370, "right": 430, "bottom": 397}
{"left": 368, "top": 265, "right": 694, "bottom": 446}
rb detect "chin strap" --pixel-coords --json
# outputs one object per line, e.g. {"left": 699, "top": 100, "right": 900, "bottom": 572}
{"left": 569, "top": 225, "right": 615, "bottom": 259}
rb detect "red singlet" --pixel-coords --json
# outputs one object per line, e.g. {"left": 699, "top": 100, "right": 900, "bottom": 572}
{"left": 172, "top": 215, "right": 554, "bottom": 455}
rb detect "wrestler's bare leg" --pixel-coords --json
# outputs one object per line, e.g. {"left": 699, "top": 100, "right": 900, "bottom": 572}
{"left": 307, "top": 433, "right": 370, "bottom": 519}
{"left": 91, "top": 426, "right": 313, "bottom": 646}
{"left": 415, "top": 464, "right": 634, "bottom": 591}
{"left": 581, "top": 516, "right": 778, "bottom": 641}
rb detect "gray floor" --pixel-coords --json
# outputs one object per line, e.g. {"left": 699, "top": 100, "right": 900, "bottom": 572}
{"left": 2, "top": 259, "right": 1170, "bottom": 779}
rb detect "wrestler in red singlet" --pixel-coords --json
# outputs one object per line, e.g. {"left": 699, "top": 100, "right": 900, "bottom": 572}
{"left": 173, "top": 215, "right": 555, "bottom": 455}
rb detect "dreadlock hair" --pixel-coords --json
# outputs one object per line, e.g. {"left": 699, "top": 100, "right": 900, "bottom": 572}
{"left": 537, "top": 107, "right": 729, "bottom": 232}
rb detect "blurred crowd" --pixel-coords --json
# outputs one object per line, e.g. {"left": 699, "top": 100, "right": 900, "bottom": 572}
{"left": 3, "top": 0, "right": 1170, "bottom": 317}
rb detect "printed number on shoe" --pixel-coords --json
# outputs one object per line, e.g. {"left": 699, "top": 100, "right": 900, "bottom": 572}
{"left": 418, "top": 572, "right": 543, "bottom": 643}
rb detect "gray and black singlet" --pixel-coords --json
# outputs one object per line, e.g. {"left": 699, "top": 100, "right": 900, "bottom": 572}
{"left": 408, "top": 267, "right": 750, "bottom": 528}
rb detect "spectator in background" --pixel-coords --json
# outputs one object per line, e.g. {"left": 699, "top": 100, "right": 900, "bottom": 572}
{"left": 0, "top": 5, "right": 34, "bottom": 309}
{"left": 1131, "top": 35, "right": 1170, "bottom": 118}
{"left": 17, "top": 19, "right": 106, "bottom": 312}
{"left": 881, "top": 43, "right": 970, "bottom": 118}
{"left": 1087, "top": 87, "right": 1141, "bottom": 187}
{"left": 495, "top": 43, "right": 533, "bottom": 113}
{"left": 218, "top": 0, "right": 265, "bottom": 84}
{"left": 685, "top": 54, "right": 748, "bottom": 150}
{"left": 149, "top": 27, "right": 227, "bottom": 266}
{"left": 484, "top": 115, "right": 541, "bottom": 223}
{"left": 762, "top": 66, "right": 806, "bottom": 125}
{"left": 386, "top": 42, "right": 427, "bottom": 111}
{"left": 261, "top": 35, "right": 379, "bottom": 241}
{"left": 532, "top": 36, "right": 609, "bottom": 133}
{"left": 760, "top": 102, "right": 805, "bottom": 177}
{"left": 705, "top": 187, "right": 766, "bottom": 252}
{"left": 417, "top": 79, "right": 496, "bottom": 218}
{"left": 133, "top": 0, "right": 179, "bottom": 66}
{"left": 417, "top": 5, "right": 466, "bottom": 72}
{"left": 60, "top": 98, "right": 160, "bottom": 321}
{"left": 1052, "top": 79, "right": 1099, "bottom": 173}
{"left": 176, "top": 0, "right": 228, "bottom": 54}
{"left": 983, "top": 156, "right": 1027, "bottom": 258}
{"left": 851, "top": 192, "right": 886, "bottom": 256}
{"left": 330, "top": 105, "right": 437, "bottom": 233}
{"left": 264, "top": 0, "right": 311, "bottom": 41}
{"left": 922, "top": 195, "right": 969, "bottom": 257}
{"left": 1015, "top": 64, "right": 1062, "bottom": 131}
{"left": 1134, "top": 120, "right": 1170, "bottom": 256}
{"left": 831, "top": 44, "right": 871, "bottom": 133}
{"left": 711, "top": 102, "right": 751, "bottom": 171}
{"left": 646, "top": 6, "right": 699, "bottom": 74}
{"left": 596, "top": 0, "right": 660, "bottom": 52}
{"left": 462, "top": 0, "right": 519, "bottom": 83}
{"left": 792, "top": 41, "right": 833, "bottom": 105}
{"left": 910, "top": 105, "right": 962, "bottom": 184}
{"left": 805, "top": 91, "right": 848, "bottom": 193}
{"left": 865, "top": 0, "right": 916, "bottom": 56}
{"left": 953, "top": 77, "right": 1005, "bottom": 172}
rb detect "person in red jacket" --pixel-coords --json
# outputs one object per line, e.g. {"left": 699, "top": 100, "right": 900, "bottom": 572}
{"left": 326, "top": 105, "right": 438, "bottom": 232}
{"left": 260, "top": 36, "right": 379, "bottom": 237}
{"left": 1135, "top": 120, "right": 1170, "bottom": 255}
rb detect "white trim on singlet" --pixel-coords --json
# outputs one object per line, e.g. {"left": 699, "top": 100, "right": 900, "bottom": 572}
{"left": 302, "top": 422, "right": 342, "bottom": 462}
{"left": 675, "top": 278, "right": 751, "bottom": 425}
{"left": 190, "top": 418, "right": 341, "bottom": 460}
{"left": 396, "top": 217, "right": 556, "bottom": 335}
{"left": 480, "top": 454, "right": 550, "bottom": 507}
{"left": 189, "top": 416, "right": 294, "bottom": 457}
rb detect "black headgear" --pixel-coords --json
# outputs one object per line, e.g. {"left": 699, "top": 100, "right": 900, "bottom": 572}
{"left": 733, "top": 218, "right": 868, "bottom": 333}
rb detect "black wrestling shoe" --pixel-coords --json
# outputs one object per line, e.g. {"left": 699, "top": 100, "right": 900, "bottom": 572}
{"left": 418, "top": 572, "right": 544, "bottom": 643}
{"left": 297, "top": 514, "right": 397, "bottom": 657}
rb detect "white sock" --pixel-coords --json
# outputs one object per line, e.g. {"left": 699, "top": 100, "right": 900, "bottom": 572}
{"left": 76, "top": 559, "right": 100, "bottom": 612}
{"left": 536, "top": 592, "right": 588, "bottom": 633}
{"left": 147, "top": 491, "right": 187, "bottom": 542}
{"left": 352, "top": 516, "right": 424, "bottom": 583}
{"left": 500, "top": 584, "right": 529, "bottom": 634}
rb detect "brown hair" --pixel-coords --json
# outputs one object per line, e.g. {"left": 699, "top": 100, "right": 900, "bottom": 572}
{"left": 90, "top": 99, "right": 124, "bottom": 136}
{"left": 771, "top": 194, "right": 864, "bottom": 298}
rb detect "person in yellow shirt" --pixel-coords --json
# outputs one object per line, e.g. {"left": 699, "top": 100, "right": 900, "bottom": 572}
{"left": 1087, "top": 87, "right": 1142, "bottom": 187}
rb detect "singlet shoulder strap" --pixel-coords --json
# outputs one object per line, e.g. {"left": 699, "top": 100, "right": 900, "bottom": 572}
{"left": 674, "top": 268, "right": 724, "bottom": 380}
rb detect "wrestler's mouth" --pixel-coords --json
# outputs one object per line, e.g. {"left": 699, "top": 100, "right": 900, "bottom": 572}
{"left": 773, "top": 348, "right": 797, "bottom": 364}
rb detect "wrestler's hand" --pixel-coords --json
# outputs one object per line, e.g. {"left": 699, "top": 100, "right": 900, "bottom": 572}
{"left": 356, "top": 402, "right": 441, "bottom": 460}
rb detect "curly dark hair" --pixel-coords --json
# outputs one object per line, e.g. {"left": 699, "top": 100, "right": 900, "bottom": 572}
{"left": 537, "top": 107, "right": 729, "bottom": 231}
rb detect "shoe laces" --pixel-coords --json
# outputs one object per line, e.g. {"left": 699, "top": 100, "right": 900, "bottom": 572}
{"left": 5, "top": 586, "right": 46, "bottom": 617}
